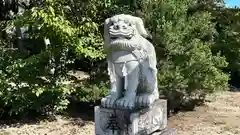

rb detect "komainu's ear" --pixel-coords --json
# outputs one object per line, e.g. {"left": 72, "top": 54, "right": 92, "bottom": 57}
{"left": 134, "top": 17, "right": 149, "bottom": 38}
{"left": 104, "top": 18, "right": 110, "bottom": 38}
{"left": 103, "top": 18, "right": 110, "bottom": 50}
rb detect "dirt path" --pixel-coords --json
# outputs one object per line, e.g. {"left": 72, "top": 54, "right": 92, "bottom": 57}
{"left": 168, "top": 91, "right": 240, "bottom": 135}
{"left": 0, "top": 91, "right": 240, "bottom": 135}
{"left": 0, "top": 117, "right": 95, "bottom": 135}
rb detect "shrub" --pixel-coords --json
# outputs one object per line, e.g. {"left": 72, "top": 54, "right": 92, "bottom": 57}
{"left": 0, "top": 0, "right": 109, "bottom": 116}
{"left": 0, "top": 53, "right": 74, "bottom": 116}
{"left": 73, "top": 81, "right": 108, "bottom": 102}
{"left": 141, "top": 0, "right": 229, "bottom": 110}
{"left": 0, "top": 0, "right": 231, "bottom": 117}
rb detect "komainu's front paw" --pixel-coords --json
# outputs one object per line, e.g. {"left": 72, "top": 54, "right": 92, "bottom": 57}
{"left": 115, "top": 97, "right": 135, "bottom": 110}
{"left": 136, "top": 93, "right": 157, "bottom": 107}
{"left": 101, "top": 95, "right": 118, "bottom": 108}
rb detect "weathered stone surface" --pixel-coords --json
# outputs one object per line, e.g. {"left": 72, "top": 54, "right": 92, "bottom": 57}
{"left": 101, "top": 14, "right": 159, "bottom": 110}
{"left": 95, "top": 100, "right": 167, "bottom": 135}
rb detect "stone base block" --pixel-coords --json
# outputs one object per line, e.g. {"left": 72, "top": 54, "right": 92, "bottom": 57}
{"left": 151, "top": 128, "right": 177, "bottom": 135}
{"left": 95, "top": 100, "right": 167, "bottom": 135}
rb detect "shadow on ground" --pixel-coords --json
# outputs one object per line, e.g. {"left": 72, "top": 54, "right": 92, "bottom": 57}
{"left": 0, "top": 100, "right": 100, "bottom": 128}
{"left": 0, "top": 92, "right": 227, "bottom": 129}
{"left": 65, "top": 100, "right": 101, "bottom": 121}
{"left": 0, "top": 112, "right": 56, "bottom": 129}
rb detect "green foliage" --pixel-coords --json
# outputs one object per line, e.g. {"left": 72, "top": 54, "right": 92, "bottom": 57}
{"left": 0, "top": 51, "right": 74, "bottom": 115}
{"left": 0, "top": 0, "right": 234, "bottom": 117}
{"left": 0, "top": 0, "right": 112, "bottom": 116}
{"left": 16, "top": 0, "right": 105, "bottom": 60}
{"left": 73, "top": 81, "right": 108, "bottom": 102}
{"left": 212, "top": 8, "right": 240, "bottom": 73}
{"left": 140, "top": 0, "right": 229, "bottom": 108}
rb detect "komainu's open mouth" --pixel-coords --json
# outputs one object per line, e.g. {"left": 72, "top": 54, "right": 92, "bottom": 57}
{"left": 110, "top": 36, "right": 132, "bottom": 40}
{"left": 109, "top": 29, "right": 134, "bottom": 40}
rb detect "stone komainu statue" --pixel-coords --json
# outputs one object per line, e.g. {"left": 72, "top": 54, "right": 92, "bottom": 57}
{"left": 102, "top": 14, "right": 159, "bottom": 110}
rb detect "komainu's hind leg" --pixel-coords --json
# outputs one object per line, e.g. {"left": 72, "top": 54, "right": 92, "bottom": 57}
{"left": 136, "top": 66, "right": 159, "bottom": 107}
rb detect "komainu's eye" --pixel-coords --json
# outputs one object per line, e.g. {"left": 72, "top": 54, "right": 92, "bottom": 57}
{"left": 128, "top": 23, "right": 132, "bottom": 26}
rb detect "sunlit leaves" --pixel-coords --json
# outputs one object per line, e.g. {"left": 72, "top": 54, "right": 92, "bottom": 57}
{"left": 143, "top": 0, "right": 229, "bottom": 105}
{"left": 15, "top": 0, "right": 105, "bottom": 61}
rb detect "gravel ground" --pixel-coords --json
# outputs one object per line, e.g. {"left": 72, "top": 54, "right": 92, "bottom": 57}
{"left": 0, "top": 117, "right": 94, "bottom": 135}
{"left": 0, "top": 91, "right": 240, "bottom": 135}
{"left": 168, "top": 91, "right": 240, "bottom": 135}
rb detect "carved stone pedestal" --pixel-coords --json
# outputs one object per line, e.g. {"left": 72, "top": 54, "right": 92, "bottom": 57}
{"left": 95, "top": 100, "right": 176, "bottom": 135}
